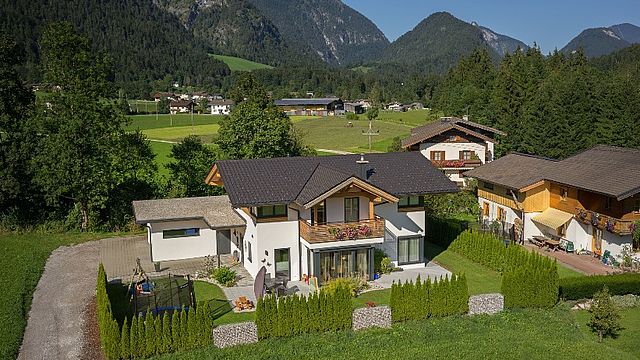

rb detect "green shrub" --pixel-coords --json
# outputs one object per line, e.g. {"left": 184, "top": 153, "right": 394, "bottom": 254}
{"left": 119, "top": 318, "right": 130, "bottom": 360}
{"left": 501, "top": 252, "right": 558, "bottom": 309}
{"left": 559, "top": 273, "right": 640, "bottom": 300}
{"left": 211, "top": 266, "right": 237, "bottom": 287}
{"left": 322, "top": 277, "right": 368, "bottom": 297}
{"left": 255, "top": 286, "right": 352, "bottom": 340}
{"left": 588, "top": 286, "right": 622, "bottom": 342}
{"left": 160, "top": 312, "right": 171, "bottom": 354}
{"left": 346, "top": 112, "right": 358, "bottom": 120}
{"left": 390, "top": 274, "right": 469, "bottom": 322}
{"left": 129, "top": 316, "right": 138, "bottom": 359}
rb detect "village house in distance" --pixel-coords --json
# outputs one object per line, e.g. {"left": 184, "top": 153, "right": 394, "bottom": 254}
{"left": 401, "top": 116, "right": 506, "bottom": 186}
{"left": 274, "top": 97, "right": 344, "bottom": 116}
{"left": 465, "top": 145, "right": 640, "bottom": 259}
{"left": 133, "top": 152, "right": 458, "bottom": 283}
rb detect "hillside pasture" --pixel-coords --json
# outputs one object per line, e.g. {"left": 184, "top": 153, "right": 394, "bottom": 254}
{"left": 210, "top": 54, "right": 273, "bottom": 72}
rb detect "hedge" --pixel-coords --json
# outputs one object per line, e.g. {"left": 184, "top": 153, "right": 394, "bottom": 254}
{"left": 389, "top": 274, "right": 469, "bottom": 322}
{"left": 425, "top": 216, "right": 468, "bottom": 247}
{"left": 96, "top": 264, "right": 215, "bottom": 359}
{"left": 449, "top": 230, "right": 559, "bottom": 309}
{"left": 255, "top": 286, "right": 352, "bottom": 339}
{"left": 559, "top": 273, "right": 640, "bottom": 300}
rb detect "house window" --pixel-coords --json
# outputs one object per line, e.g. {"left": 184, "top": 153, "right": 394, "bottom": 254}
{"left": 344, "top": 197, "right": 360, "bottom": 222}
{"left": 398, "top": 196, "right": 424, "bottom": 209}
{"left": 254, "top": 204, "right": 287, "bottom": 218}
{"left": 398, "top": 237, "right": 422, "bottom": 265}
{"left": 448, "top": 135, "right": 457, "bottom": 142}
{"left": 560, "top": 187, "right": 568, "bottom": 201}
{"left": 604, "top": 197, "right": 612, "bottom": 211}
{"left": 430, "top": 151, "right": 445, "bottom": 161}
{"left": 162, "top": 228, "right": 200, "bottom": 239}
{"left": 482, "top": 182, "right": 494, "bottom": 190}
{"left": 247, "top": 242, "right": 252, "bottom": 262}
{"left": 557, "top": 223, "right": 567, "bottom": 237}
{"left": 311, "top": 201, "right": 326, "bottom": 225}
{"left": 459, "top": 150, "right": 474, "bottom": 160}
{"left": 497, "top": 207, "right": 506, "bottom": 222}
{"left": 482, "top": 202, "right": 490, "bottom": 217}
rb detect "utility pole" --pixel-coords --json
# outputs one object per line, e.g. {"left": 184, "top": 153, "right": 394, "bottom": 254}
{"left": 362, "top": 119, "right": 379, "bottom": 153}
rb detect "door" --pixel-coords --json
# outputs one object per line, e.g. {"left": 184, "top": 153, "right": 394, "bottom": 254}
{"left": 274, "top": 248, "right": 290, "bottom": 280}
{"left": 312, "top": 201, "right": 326, "bottom": 225}
{"left": 216, "top": 230, "right": 231, "bottom": 255}
{"left": 592, "top": 226, "right": 603, "bottom": 256}
{"left": 344, "top": 197, "right": 360, "bottom": 223}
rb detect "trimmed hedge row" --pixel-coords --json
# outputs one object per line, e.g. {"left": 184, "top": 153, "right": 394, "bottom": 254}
{"left": 559, "top": 273, "right": 640, "bottom": 300}
{"left": 390, "top": 274, "right": 468, "bottom": 322}
{"left": 425, "top": 216, "right": 468, "bottom": 247}
{"left": 96, "top": 264, "right": 214, "bottom": 359}
{"left": 255, "top": 287, "right": 352, "bottom": 339}
{"left": 449, "top": 230, "right": 559, "bottom": 309}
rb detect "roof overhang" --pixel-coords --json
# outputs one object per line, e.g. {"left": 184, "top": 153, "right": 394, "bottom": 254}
{"left": 302, "top": 176, "right": 399, "bottom": 209}
{"left": 205, "top": 164, "right": 223, "bottom": 186}
{"left": 402, "top": 123, "right": 495, "bottom": 148}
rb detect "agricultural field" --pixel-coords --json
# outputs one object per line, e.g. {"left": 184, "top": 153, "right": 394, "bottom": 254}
{"left": 210, "top": 54, "right": 273, "bottom": 72}
{"left": 156, "top": 307, "right": 640, "bottom": 359}
{"left": 126, "top": 114, "right": 224, "bottom": 131}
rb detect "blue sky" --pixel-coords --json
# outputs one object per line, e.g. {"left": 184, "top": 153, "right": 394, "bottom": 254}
{"left": 343, "top": 0, "right": 640, "bottom": 53}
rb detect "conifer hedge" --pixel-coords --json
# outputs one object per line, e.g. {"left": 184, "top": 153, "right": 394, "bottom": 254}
{"left": 559, "top": 273, "right": 640, "bottom": 300}
{"left": 255, "top": 286, "right": 352, "bottom": 339}
{"left": 389, "top": 274, "right": 469, "bottom": 322}
{"left": 96, "top": 264, "right": 215, "bottom": 359}
{"left": 448, "top": 230, "right": 559, "bottom": 308}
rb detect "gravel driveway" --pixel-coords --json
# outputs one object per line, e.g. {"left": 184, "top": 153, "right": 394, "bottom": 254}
{"left": 18, "top": 240, "right": 102, "bottom": 360}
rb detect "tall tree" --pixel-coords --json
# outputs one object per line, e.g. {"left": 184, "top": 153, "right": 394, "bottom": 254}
{"left": 167, "top": 135, "right": 223, "bottom": 197}
{"left": 217, "top": 74, "right": 314, "bottom": 159}
{"left": 0, "top": 34, "right": 37, "bottom": 222}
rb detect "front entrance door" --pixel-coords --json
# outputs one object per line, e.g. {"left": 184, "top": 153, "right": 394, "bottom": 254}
{"left": 216, "top": 230, "right": 231, "bottom": 255}
{"left": 592, "top": 226, "right": 603, "bottom": 256}
{"left": 274, "top": 248, "right": 290, "bottom": 280}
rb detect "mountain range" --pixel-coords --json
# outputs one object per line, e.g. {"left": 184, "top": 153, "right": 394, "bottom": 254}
{"left": 1, "top": 0, "right": 638, "bottom": 87}
{"left": 561, "top": 23, "right": 640, "bottom": 58}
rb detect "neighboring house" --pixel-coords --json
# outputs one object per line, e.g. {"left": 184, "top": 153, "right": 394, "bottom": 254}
{"left": 407, "top": 102, "right": 424, "bottom": 110}
{"left": 274, "top": 98, "right": 344, "bottom": 116}
{"left": 465, "top": 145, "right": 640, "bottom": 258}
{"left": 153, "top": 92, "right": 176, "bottom": 101}
{"left": 133, "top": 152, "right": 458, "bottom": 283}
{"left": 210, "top": 99, "right": 234, "bottom": 115}
{"left": 169, "top": 100, "right": 194, "bottom": 114}
{"left": 386, "top": 102, "right": 402, "bottom": 111}
{"left": 344, "top": 102, "right": 365, "bottom": 114}
{"left": 402, "top": 117, "right": 506, "bottom": 186}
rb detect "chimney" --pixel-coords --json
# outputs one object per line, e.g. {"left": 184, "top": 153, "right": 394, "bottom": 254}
{"left": 356, "top": 154, "right": 369, "bottom": 179}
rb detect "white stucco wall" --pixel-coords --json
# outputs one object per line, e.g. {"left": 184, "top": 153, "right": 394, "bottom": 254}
{"left": 602, "top": 232, "right": 632, "bottom": 258}
{"left": 566, "top": 219, "right": 591, "bottom": 252}
{"left": 419, "top": 142, "right": 487, "bottom": 163}
{"left": 477, "top": 197, "right": 520, "bottom": 225}
{"left": 325, "top": 195, "right": 369, "bottom": 223}
{"left": 374, "top": 202, "right": 426, "bottom": 267}
{"left": 256, "top": 220, "right": 300, "bottom": 281}
{"left": 523, "top": 212, "right": 543, "bottom": 241}
{"left": 149, "top": 219, "right": 216, "bottom": 262}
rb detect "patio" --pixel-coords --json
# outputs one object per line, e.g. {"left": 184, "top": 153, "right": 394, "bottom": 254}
{"left": 523, "top": 243, "right": 620, "bottom": 275}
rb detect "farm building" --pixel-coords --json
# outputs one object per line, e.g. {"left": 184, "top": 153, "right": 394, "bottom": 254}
{"left": 274, "top": 98, "right": 344, "bottom": 116}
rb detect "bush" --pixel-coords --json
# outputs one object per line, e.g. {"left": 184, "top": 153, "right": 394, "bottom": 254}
{"left": 380, "top": 257, "right": 393, "bottom": 274}
{"left": 559, "top": 273, "right": 640, "bottom": 300}
{"left": 256, "top": 286, "right": 352, "bottom": 340}
{"left": 426, "top": 216, "right": 469, "bottom": 247}
{"left": 211, "top": 266, "right": 237, "bottom": 287}
{"left": 390, "top": 274, "right": 469, "bottom": 322}
{"left": 346, "top": 112, "right": 358, "bottom": 120}
{"left": 588, "top": 286, "right": 621, "bottom": 342}
{"left": 323, "top": 277, "right": 368, "bottom": 297}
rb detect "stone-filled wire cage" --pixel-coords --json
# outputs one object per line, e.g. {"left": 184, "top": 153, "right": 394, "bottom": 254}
{"left": 132, "top": 273, "right": 195, "bottom": 316}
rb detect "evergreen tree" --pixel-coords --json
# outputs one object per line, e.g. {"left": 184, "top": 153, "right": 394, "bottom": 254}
{"left": 161, "top": 312, "right": 171, "bottom": 354}
{"left": 144, "top": 312, "right": 155, "bottom": 357}
{"left": 120, "top": 318, "right": 130, "bottom": 360}
{"left": 129, "top": 316, "right": 138, "bottom": 359}
{"left": 171, "top": 311, "right": 181, "bottom": 352}
{"left": 588, "top": 286, "right": 622, "bottom": 342}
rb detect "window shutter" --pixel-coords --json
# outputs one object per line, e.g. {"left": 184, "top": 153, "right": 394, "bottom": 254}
{"left": 459, "top": 151, "right": 464, "bottom": 160}
{"left": 430, "top": 151, "right": 435, "bottom": 160}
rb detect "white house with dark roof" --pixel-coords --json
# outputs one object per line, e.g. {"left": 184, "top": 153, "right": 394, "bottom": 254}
{"left": 402, "top": 117, "right": 506, "bottom": 186}
{"left": 133, "top": 152, "right": 458, "bottom": 283}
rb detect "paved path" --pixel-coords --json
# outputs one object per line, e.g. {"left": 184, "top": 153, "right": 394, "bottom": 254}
{"left": 18, "top": 240, "right": 101, "bottom": 360}
{"left": 524, "top": 243, "right": 616, "bottom": 275}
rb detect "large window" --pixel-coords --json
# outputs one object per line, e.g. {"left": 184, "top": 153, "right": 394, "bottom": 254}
{"left": 344, "top": 197, "right": 360, "bottom": 222}
{"left": 398, "top": 195, "right": 424, "bottom": 209}
{"left": 254, "top": 204, "right": 287, "bottom": 218}
{"left": 162, "top": 228, "right": 200, "bottom": 239}
{"left": 274, "top": 248, "right": 290, "bottom": 280}
{"left": 319, "top": 248, "right": 370, "bottom": 282}
{"left": 460, "top": 150, "right": 474, "bottom": 160}
{"left": 398, "top": 237, "right": 422, "bottom": 265}
{"left": 430, "top": 151, "right": 445, "bottom": 161}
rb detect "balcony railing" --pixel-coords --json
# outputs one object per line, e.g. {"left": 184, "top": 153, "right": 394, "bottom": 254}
{"left": 575, "top": 208, "right": 637, "bottom": 236}
{"left": 299, "top": 217, "right": 385, "bottom": 244}
{"left": 431, "top": 159, "right": 483, "bottom": 169}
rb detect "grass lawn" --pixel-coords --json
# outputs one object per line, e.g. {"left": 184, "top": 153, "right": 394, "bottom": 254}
{"left": 192, "top": 281, "right": 255, "bottom": 325}
{"left": 142, "top": 124, "right": 221, "bottom": 142}
{"left": 352, "top": 289, "right": 390, "bottom": 308}
{"left": 128, "top": 100, "right": 158, "bottom": 113}
{"left": 149, "top": 141, "right": 173, "bottom": 177}
{"left": 293, "top": 117, "right": 413, "bottom": 152}
{"left": 0, "top": 231, "right": 127, "bottom": 359}
{"left": 574, "top": 306, "right": 640, "bottom": 358}
{"left": 210, "top": 54, "right": 273, "bottom": 72}
{"left": 154, "top": 307, "right": 637, "bottom": 359}
{"left": 126, "top": 114, "right": 224, "bottom": 131}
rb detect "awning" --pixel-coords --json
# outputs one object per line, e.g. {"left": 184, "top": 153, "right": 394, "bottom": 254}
{"left": 531, "top": 208, "right": 574, "bottom": 230}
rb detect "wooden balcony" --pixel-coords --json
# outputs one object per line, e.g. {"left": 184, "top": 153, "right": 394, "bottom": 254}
{"left": 431, "top": 159, "right": 483, "bottom": 169}
{"left": 575, "top": 208, "right": 637, "bottom": 236}
{"left": 299, "top": 217, "right": 385, "bottom": 244}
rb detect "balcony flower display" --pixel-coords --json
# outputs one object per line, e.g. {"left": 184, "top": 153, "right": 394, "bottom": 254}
{"left": 590, "top": 212, "right": 599, "bottom": 226}
{"left": 605, "top": 218, "right": 616, "bottom": 232}
{"left": 329, "top": 224, "right": 373, "bottom": 240}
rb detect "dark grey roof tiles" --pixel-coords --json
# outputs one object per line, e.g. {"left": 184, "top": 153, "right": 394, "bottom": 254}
{"left": 216, "top": 152, "right": 458, "bottom": 207}
{"left": 132, "top": 195, "right": 245, "bottom": 228}
{"left": 464, "top": 153, "right": 558, "bottom": 190}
